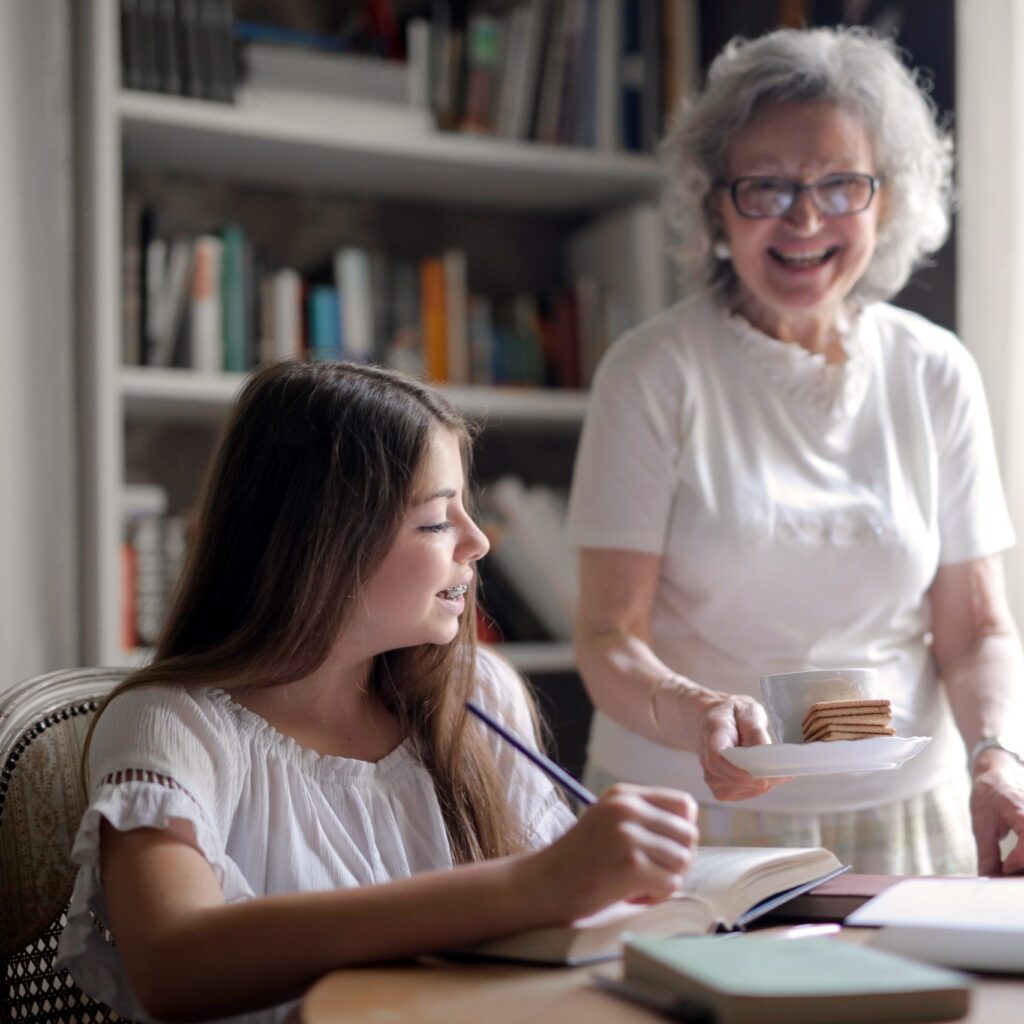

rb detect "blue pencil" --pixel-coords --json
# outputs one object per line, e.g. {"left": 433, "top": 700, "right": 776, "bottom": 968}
{"left": 465, "top": 700, "right": 598, "bottom": 806}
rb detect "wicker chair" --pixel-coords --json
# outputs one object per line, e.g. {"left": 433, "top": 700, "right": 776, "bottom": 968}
{"left": 0, "top": 667, "right": 128, "bottom": 1022}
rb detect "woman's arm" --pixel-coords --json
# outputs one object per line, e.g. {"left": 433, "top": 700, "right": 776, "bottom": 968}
{"left": 930, "top": 555, "right": 1024, "bottom": 874}
{"left": 101, "top": 783, "right": 697, "bottom": 1022}
{"left": 574, "top": 547, "right": 785, "bottom": 801}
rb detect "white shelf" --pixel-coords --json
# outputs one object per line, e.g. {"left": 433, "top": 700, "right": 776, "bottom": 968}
{"left": 499, "top": 642, "right": 577, "bottom": 674}
{"left": 120, "top": 366, "right": 589, "bottom": 425}
{"left": 113, "top": 641, "right": 576, "bottom": 676}
{"left": 118, "top": 89, "right": 663, "bottom": 211}
{"left": 80, "top": 0, "right": 662, "bottom": 667}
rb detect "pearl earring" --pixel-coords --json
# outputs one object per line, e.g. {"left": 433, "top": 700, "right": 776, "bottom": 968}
{"left": 713, "top": 239, "right": 732, "bottom": 260}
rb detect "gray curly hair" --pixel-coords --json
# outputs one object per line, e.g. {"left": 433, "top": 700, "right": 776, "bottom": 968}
{"left": 660, "top": 26, "right": 953, "bottom": 304}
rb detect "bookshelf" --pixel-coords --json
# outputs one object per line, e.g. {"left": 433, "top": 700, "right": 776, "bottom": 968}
{"left": 78, "top": 0, "right": 672, "bottom": 677}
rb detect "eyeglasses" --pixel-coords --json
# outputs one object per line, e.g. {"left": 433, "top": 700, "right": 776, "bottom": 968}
{"left": 721, "top": 173, "right": 881, "bottom": 219}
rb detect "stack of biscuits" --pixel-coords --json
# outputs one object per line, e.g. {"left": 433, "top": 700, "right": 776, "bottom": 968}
{"left": 802, "top": 698, "right": 894, "bottom": 743}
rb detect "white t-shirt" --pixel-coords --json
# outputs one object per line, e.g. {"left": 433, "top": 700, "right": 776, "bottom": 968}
{"left": 566, "top": 292, "right": 1015, "bottom": 813}
{"left": 56, "top": 646, "right": 575, "bottom": 1024}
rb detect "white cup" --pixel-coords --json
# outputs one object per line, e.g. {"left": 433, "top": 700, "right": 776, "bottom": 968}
{"left": 759, "top": 668, "right": 879, "bottom": 744}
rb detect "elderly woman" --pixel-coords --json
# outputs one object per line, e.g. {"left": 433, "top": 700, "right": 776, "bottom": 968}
{"left": 567, "top": 26, "right": 1024, "bottom": 875}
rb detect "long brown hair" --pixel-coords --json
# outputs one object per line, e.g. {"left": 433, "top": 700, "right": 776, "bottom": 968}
{"left": 89, "top": 361, "right": 532, "bottom": 863}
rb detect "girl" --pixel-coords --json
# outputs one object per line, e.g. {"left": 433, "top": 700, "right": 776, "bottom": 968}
{"left": 57, "top": 361, "right": 698, "bottom": 1024}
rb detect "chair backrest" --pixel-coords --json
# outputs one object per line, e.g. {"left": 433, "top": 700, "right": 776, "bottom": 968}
{"left": 0, "top": 667, "right": 128, "bottom": 1022}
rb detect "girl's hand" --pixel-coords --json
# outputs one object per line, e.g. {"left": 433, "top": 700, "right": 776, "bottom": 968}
{"left": 521, "top": 783, "right": 699, "bottom": 925}
{"left": 687, "top": 690, "right": 793, "bottom": 801}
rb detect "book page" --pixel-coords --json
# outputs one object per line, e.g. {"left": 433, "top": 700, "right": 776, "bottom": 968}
{"left": 681, "top": 846, "right": 841, "bottom": 926}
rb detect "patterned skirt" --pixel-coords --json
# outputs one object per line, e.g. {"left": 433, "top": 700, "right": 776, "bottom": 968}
{"left": 583, "top": 763, "right": 977, "bottom": 876}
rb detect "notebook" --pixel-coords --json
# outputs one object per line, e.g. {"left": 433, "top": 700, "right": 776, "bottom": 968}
{"left": 613, "top": 935, "right": 971, "bottom": 1024}
{"left": 846, "top": 877, "right": 1024, "bottom": 972}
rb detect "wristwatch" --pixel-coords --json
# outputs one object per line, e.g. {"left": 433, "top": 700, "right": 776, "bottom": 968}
{"left": 969, "top": 734, "right": 1024, "bottom": 774}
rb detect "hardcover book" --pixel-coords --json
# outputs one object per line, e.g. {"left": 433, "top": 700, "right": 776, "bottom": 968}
{"left": 616, "top": 935, "right": 970, "bottom": 1024}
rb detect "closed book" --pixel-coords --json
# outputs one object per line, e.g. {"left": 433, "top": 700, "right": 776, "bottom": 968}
{"left": 266, "top": 268, "right": 303, "bottom": 362}
{"left": 618, "top": 935, "right": 970, "bottom": 1024}
{"left": 384, "top": 260, "right": 422, "bottom": 375}
{"left": 153, "top": 0, "right": 182, "bottom": 94}
{"left": 176, "top": 0, "right": 208, "bottom": 99}
{"left": 220, "top": 224, "right": 248, "bottom": 372}
{"left": 467, "top": 293, "right": 495, "bottom": 385}
{"left": 200, "top": 0, "right": 235, "bottom": 102}
{"left": 594, "top": 0, "right": 621, "bottom": 150}
{"left": 442, "top": 249, "right": 469, "bottom": 384}
{"left": 847, "top": 877, "right": 1024, "bottom": 973}
{"left": 504, "top": 0, "right": 549, "bottom": 140}
{"left": 148, "top": 235, "right": 193, "bottom": 367}
{"left": 420, "top": 257, "right": 448, "bottom": 382}
{"left": 535, "top": 0, "right": 570, "bottom": 144}
{"left": 334, "top": 247, "right": 373, "bottom": 361}
{"left": 456, "top": 845, "right": 847, "bottom": 966}
{"left": 620, "top": 0, "right": 643, "bottom": 151}
{"left": 189, "top": 235, "right": 223, "bottom": 373}
{"left": 120, "top": 0, "right": 145, "bottom": 91}
{"left": 763, "top": 873, "right": 907, "bottom": 923}
{"left": 307, "top": 286, "right": 342, "bottom": 361}
{"left": 459, "top": 13, "right": 504, "bottom": 133}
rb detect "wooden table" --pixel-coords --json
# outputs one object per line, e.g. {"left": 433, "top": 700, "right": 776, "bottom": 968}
{"left": 301, "top": 929, "right": 1024, "bottom": 1024}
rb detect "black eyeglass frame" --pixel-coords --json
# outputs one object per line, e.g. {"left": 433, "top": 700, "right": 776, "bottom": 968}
{"left": 719, "top": 173, "right": 882, "bottom": 219}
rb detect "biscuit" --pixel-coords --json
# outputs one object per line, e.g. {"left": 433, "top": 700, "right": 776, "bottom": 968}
{"left": 802, "top": 712, "right": 891, "bottom": 729}
{"left": 801, "top": 699, "right": 891, "bottom": 729}
{"left": 805, "top": 722, "right": 895, "bottom": 742}
{"left": 809, "top": 726, "right": 896, "bottom": 742}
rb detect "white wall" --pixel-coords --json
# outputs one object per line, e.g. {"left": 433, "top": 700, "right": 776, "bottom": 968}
{"left": 0, "top": 1, "right": 77, "bottom": 689}
{"left": 957, "top": 0, "right": 1024, "bottom": 625}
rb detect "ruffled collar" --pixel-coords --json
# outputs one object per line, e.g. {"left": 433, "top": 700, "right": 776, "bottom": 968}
{"left": 722, "top": 303, "right": 871, "bottom": 419}
{"left": 205, "top": 687, "right": 418, "bottom": 780}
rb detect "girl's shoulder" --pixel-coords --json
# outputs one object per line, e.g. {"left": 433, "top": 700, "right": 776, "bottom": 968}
{"left": 96, "top": 681, "right": 235, "bottom": 733}
{"left": 89, "top": 683, "right": 242, "bottom": 779}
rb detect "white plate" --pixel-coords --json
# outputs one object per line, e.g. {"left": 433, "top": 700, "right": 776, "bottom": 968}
{"left": 722, "top": 736, "right": 932, "bottom": 778}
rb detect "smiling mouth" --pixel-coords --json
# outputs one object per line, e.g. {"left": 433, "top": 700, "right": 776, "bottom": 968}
{"left": 437, "top": 584, "right": 469, "bottom": 601}
{"left": 769, "top": 245, "right": 838, "bottom": 268}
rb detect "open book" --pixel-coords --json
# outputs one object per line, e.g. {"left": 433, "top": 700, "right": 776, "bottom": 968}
{"left": 455, "top": 845, "right": 846, "bottom": 965}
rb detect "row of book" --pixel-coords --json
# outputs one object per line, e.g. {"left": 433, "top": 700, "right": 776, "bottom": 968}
{"left": 478, "top": 477, "right": 577, "bottom": 643}
{"left": 429, "top": 0, "right": 698, "bottom": 152}
{"left": 122, "top": 485, "right": 188, "bottom": 649}
{"left": 120, "top": 0, "right": 236, "bottom": 101}
{"left": 120, "top": 476, "right": 577, "bottom": 652}
{"left": 123, "top": 208, "right": 658, "bottom": 388}
{"left": 122, "top": 1, "right": 698, "bottom": 156}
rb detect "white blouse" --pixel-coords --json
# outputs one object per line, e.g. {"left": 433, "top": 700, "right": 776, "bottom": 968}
{"left": 567, "top": 292, "right": 1016, "bottom": 813}
{"left": 56, "top": 646, "right": 575, "bottom": 1024}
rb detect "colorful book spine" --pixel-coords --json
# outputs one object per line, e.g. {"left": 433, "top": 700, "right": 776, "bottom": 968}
{"left": 307, "top": 286, "right": 342, "bottom": 361}
{"left": 220, "top": 223, "right": 248, "bottom": 372}
{"left": 334, "top": 247, "right": 374, "bottom": 361}
{"left": 420, "top": 257, "right": 448, "bottom": 382}
{"left": 189, "top": 235, "right": 223, "bottom": 373}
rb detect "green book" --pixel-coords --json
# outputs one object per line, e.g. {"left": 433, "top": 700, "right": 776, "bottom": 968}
{"left": 618, "top": 936, "right": 971, "bottom": 1024}
{"left": 221, "top": 223, "right": 248, "bottom": 373}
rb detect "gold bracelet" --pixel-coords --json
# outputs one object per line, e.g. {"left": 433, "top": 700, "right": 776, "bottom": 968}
{"left": 647, "top": 673, "right": 677, "bottom": 733}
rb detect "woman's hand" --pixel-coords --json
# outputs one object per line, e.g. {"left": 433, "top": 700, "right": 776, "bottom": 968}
{"left": 521, "top": 783, "right": 699, "bottom": 924}
{"left": 683, "top": 688, "right": 792, "bottom": 801}
{"left": 970, "top": 751, "right": 1024, "bottom": 875}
